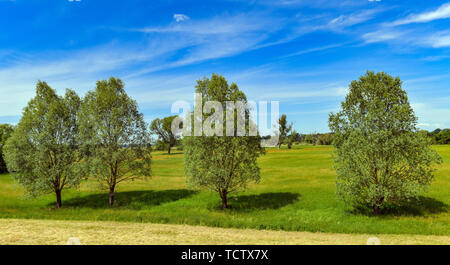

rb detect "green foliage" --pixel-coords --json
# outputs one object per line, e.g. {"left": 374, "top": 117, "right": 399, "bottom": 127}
{"left": 304, "top": 134, "right": 315, "bottom": 144}
{"left": 278, "top": 114, "right": 292, "bottom": 149}
{"left": 152, "top": 139, "right": 169, "bottom": 151}
{"left": 329, "top": 71, "right": 442, "bottom": 214}
{"left": 428, "top": 129, "right": 450, "bottom": 144}
{"left": 78, "top": 77, "right": 151, "bottom": 206}
{"left": 0, "top": 124, "right": 14, "bottom": 173}
{"left": 176, "top": 138, "right": 184, "bottom": 151}
{"left": 316, "top": 133, "right": 333, "bottom": 145}
{"left": 287, "top": 130, "right": 298, "bottom": 149}
{"left": 184, "top": 74, "right": 265, "bottom": 208}
{"left": 3, "top": 81, "right": 84, "bottom": 208}
{"left": 150, "top": 115, "right": 179, "bottom": 154}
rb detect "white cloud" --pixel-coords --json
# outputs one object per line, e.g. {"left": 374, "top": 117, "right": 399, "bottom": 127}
{"left": 426, "top": 31, "right": 450, "bottom": 48}
{"left": 173, "top": 14, "right": 189, "bottom": 22}
{"left": 328, "top": 9, "right": 380, "bottom": 28}
{"left": 412, "top": 103, "right": 450, "bottom": 129}
{"left": 391, "top": 2, "right": 450, "bottom": 26}
{"left": 422, "top": 54, "right": 450, "bottom": 61}
{"left": 362, "top": 29, "right": 404, "bottom": 44}
{"left": 282, "top": 42, "right": 348, "bottom": 58}
{"left": 0, "top": 13, "right": 283, "bottom": 118}
{"left": 418, "top": 123, "right": 443, "bottom": 128}
{"left": 362, "top": 28, "right": 450, "bottom": 49}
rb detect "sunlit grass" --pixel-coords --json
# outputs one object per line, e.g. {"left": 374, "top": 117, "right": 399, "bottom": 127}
{"left": 1, "top": 218, "right": 449, "bottom": 245}
{"left": 0, "top": 145, "right": 448, "bottom": 235}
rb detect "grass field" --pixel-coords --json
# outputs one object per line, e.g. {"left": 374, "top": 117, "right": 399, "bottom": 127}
{"left": 1, "top": 219, "right": 449, "bottom": 245}
{"left": 0, "top": 145, "right": 449, "bottom": 237}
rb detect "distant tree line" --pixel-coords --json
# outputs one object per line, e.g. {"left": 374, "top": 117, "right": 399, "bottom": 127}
{"left": 426, "top": 128, "right": 450, "bottom": 144}
{"left": 0, "top": 124, "right": 14, "bottom": 173}
{"left": 271, "top": 128, "right": 450, "bottom": 148}
{"left": 269, "top": 128, "right": 334, "bottom": 148}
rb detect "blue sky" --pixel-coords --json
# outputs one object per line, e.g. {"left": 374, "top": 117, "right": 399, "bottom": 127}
{"left": 1, "top": 0, "right": 450, "bottom": 133}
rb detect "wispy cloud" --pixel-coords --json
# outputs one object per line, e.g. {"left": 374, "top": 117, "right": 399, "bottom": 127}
{"left": 256, "top": 8, "right": 382, "bottom": 51}
{"left": 412, "top": 103, "right": 450, "bottom": 129}
{"left": 422, "top": 54, "right": 450, "bottom": 61}
{"left": 282, "top": 42, "right": 348, "bottom": 58}
{"left": 362, "top": 29, "right": 450, "bottom": 48}
{"left": 362, "top": 29, "right": 405, "bottom": 44}
{"left": 425, "top": 31, "right": 450, "bottom": 48}
{"left": 362, "top": 3, "right": 450, "bottom": 48}
{"left": 131, "top": 13, "right": 277, "bottom": 35}
{"left": 391, "top": 2, "right": 450, "bottom": 26}
{"left": 0, "top": 13, "right": 281, "bottom": 117}
{"left": 255, "top": 0, "right": 368, "bottom": 8}
{"left": 121, "top": 13, "right": 282, "bottom": 77}
{"left": 328, "top": 9, "right": 380, "bottom": 29}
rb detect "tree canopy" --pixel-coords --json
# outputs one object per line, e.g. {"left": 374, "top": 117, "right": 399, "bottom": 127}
{"left": 0, "top": 124, "right": 14, "bottom": 173}
{"left": 3, "top": 81, "right": 83, "bottom": 208}
{"left": 277, "top": 114, "right": 292, "bottom": 149}
{"left": 150, "top": 115, "right": 179, "bottom": 154}
{"left": 78, "top": 77, "right": 151, "bottom": 206}
{"left": 329, "top": 71, "right": 442, "bottom": 214}
{"left": 428, "top": 128, "right": 450, "bottom": 144}
{"left": 184, "top": 74, "right": 265, "bottom": 209}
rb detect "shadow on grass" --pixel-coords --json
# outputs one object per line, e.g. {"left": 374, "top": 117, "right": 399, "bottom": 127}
{"left": 168, "top": 152, "right": 184, "bottom": 155}
{"left": 352, "top": 196, "right": 449, "bottom": 216}
{"left": 213, "top": 192, "right": 300, "bottom": 211}
{"left": 157, "top": 152, "right": 183, "bottom": 155}
{"left": 60, "top": 189, "right": 197, "bottom": 209}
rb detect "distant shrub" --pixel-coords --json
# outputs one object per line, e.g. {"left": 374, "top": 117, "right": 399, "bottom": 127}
{"left": 153, "top": 140, "right": 169, "bottom": 151}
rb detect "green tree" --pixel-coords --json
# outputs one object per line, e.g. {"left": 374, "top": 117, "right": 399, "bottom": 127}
{"left": 184, "top": 74, "right": 265, "bottom": 209}
{"left": 304, "top": 134, "right": 315, "bottom": 144}
{"left": 329, "top": 71, "right": 442, "bottom": 215}
{"left": 287, "top": 130, "right": 298, "bottom": 149}
{"left": 150, "top": 115, "right": 179, "bottom": 154}
{"left": 277, "top": 114, "right": 292, "bottom": 149}
{"left": 317, "top": 133, "right": 333, "bottom": 145}
{"left": 0, "top": 124, "right": 14, "bottom": 173}
{"left": 3, "top": 81, "right": 83, "bottom": 208}
{"left": 79, "top": 77, "right": 151, "bottom": 206}
{"left": 431, "top": 129, "right": 450, "bottom": 144}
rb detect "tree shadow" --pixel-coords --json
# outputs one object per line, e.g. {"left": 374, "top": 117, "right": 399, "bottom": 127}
{"left": 214, "top": 192, "right": 300, "bottom": 211}
{"left": 352, "top": 196, "right": 449, "bottom": 217}
{"left": 60, "top": 189, "right": 197, "bottom": 209}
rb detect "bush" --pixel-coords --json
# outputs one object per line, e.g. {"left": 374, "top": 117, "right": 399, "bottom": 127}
{"left": 153, "top": 139, "right": 169, "bottom": 151}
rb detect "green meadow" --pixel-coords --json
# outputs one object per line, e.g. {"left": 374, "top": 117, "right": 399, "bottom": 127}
{"left": 0, "top": 145, "right": 449, "bottom": 235}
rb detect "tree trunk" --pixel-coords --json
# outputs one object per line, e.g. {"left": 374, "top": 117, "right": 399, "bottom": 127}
{"left": 168, "top": 145, "right": 171, "bottom": 154}
{"left": 221, "top": 190, "right": 228, "bottom": 209}
{"left": 373, "top": 204, "right": 380, "bottom": 215}
{"left": 373, "top": 197, "right": 384, "bottom": 215}
{"left": 109, "top": 187, "right": 115, "bottom": 206}
{"left": 56, "top": 189, "right": 62, "bottom": 209}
